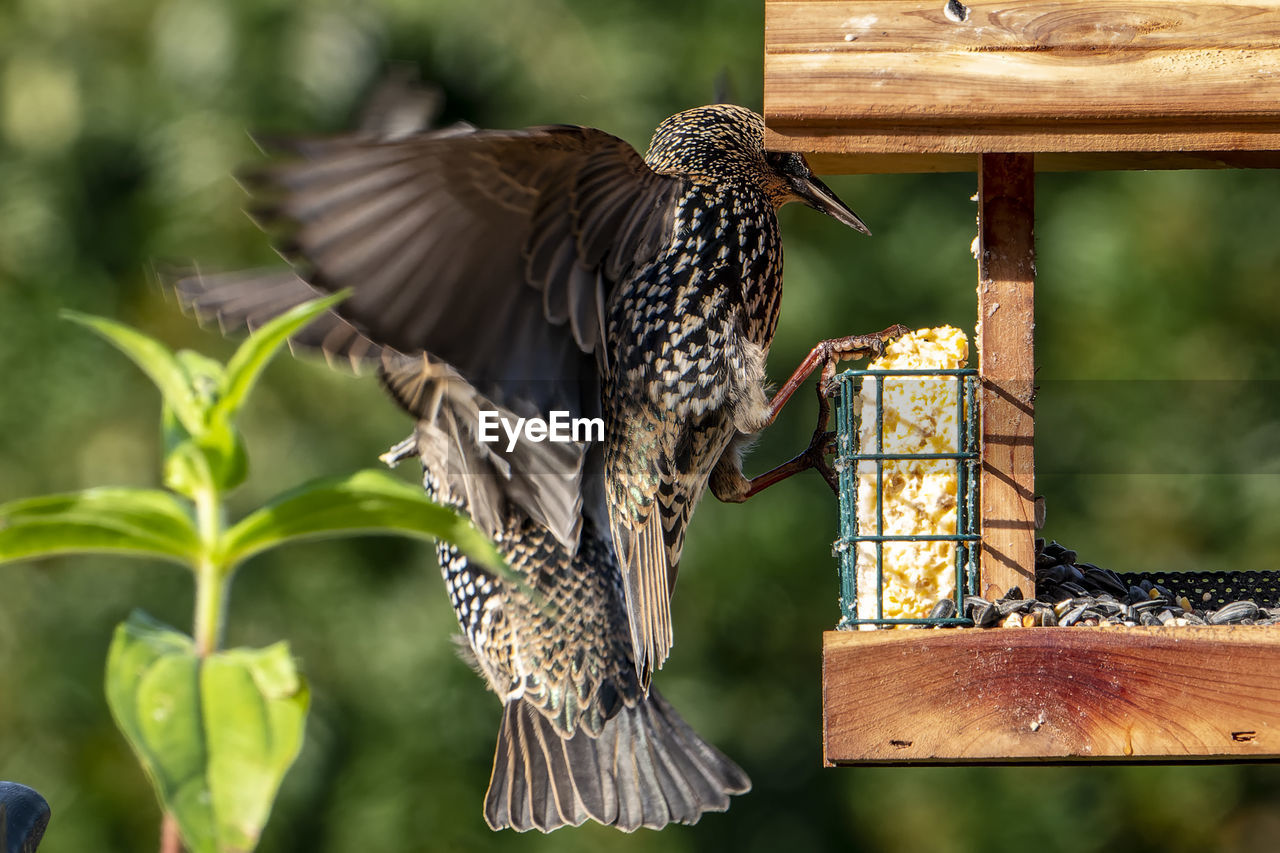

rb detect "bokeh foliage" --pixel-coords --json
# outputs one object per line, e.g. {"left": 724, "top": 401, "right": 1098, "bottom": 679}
{"left": 3, "top": 0, "right": 1279, "bottom": 851}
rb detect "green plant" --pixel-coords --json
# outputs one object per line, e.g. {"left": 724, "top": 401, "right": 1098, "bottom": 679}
{"left": 0, "top": 297, "right": 504, "bottom": 853}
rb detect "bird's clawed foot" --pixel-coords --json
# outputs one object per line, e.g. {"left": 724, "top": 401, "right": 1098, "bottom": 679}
{"left": 815, "top": 323, "right": 911, "bottom": 394}
{"left": 710, "top": 412, "right": 838, "bottom": 503}
{"left": 805, "top": 323, "right": 909, "bottom": 495}
{"left": 716, "top": 324, "right": 910, "bottom": 502}
{"left": 802, "top": 425, "right": 840, "bottom": 495}
{"left": 800, "top": 367, "right": 843, "bottom": 495}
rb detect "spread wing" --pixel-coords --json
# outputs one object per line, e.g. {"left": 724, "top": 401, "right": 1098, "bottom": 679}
{"left": 179, "top": 123, "right": 681, "bottom": 552}
{"left": 243, "top": 124, "right": 680, "bottom": 375}
{"left": 172, "top": 268, "right": 584, "bottom": 542}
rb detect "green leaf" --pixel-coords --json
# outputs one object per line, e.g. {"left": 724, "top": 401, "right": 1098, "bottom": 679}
{"left": 172, "top": 350, "right": 248, "bottom": 491}
{"left": 162, "top": 415, "right": 247, "bottom": 499}
{"left": 202, "top": 645, "right": 307, "bottom": 851}
{"left": 163, "top": 438, "right": 215, "bottom": 503}
{"left": 220, "top": 469, "right": 506, "bottom": 573}
{"left": 106, "top": 612, "right": 309, "bottom": 853}
{"left": 62, "top": 311, "right": 206, "bottom": 437}
{"left": 217, "top": 292, "right": 348, "bottom": 423}
{"left": 0, "top": 488, "right": 200, "bottom": 567}
{"left": 104, "top": 614, "right": 210, "bottom": 849}
{"left": 200, "top": 423, "right": 249, "bottom": 493}
{"left": 176, "top": 350, "right": 227, "bottom": 408}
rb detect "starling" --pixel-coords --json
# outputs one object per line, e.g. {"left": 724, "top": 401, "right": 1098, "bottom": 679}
{"left": 176, "top": 89, "right": 895, "bottom": 831}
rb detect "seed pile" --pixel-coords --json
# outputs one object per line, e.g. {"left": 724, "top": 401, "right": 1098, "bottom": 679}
{"left": 936, "top": 539, "right": 1280, "bottom": 628}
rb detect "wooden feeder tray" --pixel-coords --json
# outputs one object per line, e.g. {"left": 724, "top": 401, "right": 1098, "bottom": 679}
{"left": 823, "top": 625, "right": 1280, "bottom": 764}
{"left": 763, "top": 0, "right": 1280, "bottom": 764}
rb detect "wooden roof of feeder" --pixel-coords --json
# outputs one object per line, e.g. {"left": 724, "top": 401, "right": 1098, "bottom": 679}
{"left": 763, "top": 0, "right": 1280, "bottom": 765}
{"left": 765, "top": 0, "right": 1280, "bottom": 174}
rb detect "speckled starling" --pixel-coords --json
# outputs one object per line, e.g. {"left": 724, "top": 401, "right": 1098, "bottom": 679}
{"left": 176, "top": 95, "right": 888, "bottom": 832}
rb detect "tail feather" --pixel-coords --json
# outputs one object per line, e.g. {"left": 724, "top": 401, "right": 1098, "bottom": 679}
{"left": 485, "top": 687, "right": 749, "bottom": 832}
{"left": 613, "top": 509, "right": 674, "bottom": 687}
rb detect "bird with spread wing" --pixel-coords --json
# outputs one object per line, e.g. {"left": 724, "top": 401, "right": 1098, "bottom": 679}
{"left": 175, "top": 71, "right": 901, "bottom": 832}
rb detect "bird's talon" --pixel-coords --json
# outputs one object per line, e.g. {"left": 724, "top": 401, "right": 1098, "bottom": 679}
{"left": 815, "top": 323, "right": 912, "bottom": 394}
{"left": 866, "top": 323, "right": 911, "bottom": 360}
{"left": 820, "top": 430, "right": 836, "bottom": 455}
{"left": 815, "top": 456, "right": 839, "bottom": 493}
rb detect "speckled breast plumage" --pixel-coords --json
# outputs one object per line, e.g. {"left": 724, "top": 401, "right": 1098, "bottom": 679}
{"left": 425, "top": 470, "right": 639, "bottom": 738}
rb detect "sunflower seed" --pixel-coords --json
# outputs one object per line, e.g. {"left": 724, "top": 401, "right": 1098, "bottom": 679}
{"left": 997, "top": 598, "right": 1034, "bottom": 617}
{"left": 1060, "top": 604, "right": 1090, "bottom": 627}
{"left": 929, "top": 598, "right": 957, "bottom": 620}
{"left": 1208, "top": 601, "right": 1260, "bottom": 625}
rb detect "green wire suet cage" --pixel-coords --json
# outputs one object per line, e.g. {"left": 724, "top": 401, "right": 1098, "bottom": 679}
{"left": 832, "top": 368, "right": 981, "bottom": 628}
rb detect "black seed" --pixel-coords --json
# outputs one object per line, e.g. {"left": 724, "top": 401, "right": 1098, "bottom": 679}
{"left": 1083, "top": 568, "right": 1127, "bottom": 597}
{"left": 1037, "top": 564, "right": 1069, "bottom": 585}
{"left": 929, "top": 598, "right": 957, "bottom": 620}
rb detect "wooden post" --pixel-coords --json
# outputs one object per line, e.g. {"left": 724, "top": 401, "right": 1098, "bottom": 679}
{"left": 977, "top": 154, "right": 1036, "bottom": 599}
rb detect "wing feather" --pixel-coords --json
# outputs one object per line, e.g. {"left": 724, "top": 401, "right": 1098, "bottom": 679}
{"left": 203, "top": 124, "right": 681, "bottom": 550}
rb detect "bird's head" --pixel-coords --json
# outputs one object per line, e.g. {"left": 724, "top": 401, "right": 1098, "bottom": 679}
{"left": 763, "top": 150, "right": 871, "bottom": 236}
{"left": 645, "top": 105, "right": 870, "bottom": 236}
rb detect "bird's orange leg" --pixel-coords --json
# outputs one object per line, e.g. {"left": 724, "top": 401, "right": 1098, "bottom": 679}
{"left": 712, "top": 324, "right": 908, "bottom": 502}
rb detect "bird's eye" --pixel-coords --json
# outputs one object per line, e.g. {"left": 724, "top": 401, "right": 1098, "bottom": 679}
{"left": 767, "top": 151, "right": 809, "bottom": 178}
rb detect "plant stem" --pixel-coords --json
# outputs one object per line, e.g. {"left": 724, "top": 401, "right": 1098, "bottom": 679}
{"left": 160, "top": 813, "right": 182, "bottom": 853}
{"left": 172, "top": 485, "right": 223, "bottom": 847}
{"left": 193, "top": 555, "right": 228, "bottom": 658}
{"left": 192, "top": 485, "right": 226, "bottom": 658}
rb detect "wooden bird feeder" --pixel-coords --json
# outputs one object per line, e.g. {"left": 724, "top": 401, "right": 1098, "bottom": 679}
{"left": 763, "top": 0, "right": 1280, "bottom": 764}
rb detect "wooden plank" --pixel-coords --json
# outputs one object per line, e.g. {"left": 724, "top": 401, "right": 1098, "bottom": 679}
{"left": 766, "top": 51, "right": 1280, "bottom": 124}
{"left": 768, "top": 130, "right": 1280, "bottom": 171}
{"left": 798, "top": 150, "right": 1280, "bottom": 175}
{"left": 977, "top": 154, "right": 1035, "bottom": 599}
{"left": 769, "top": 0, "right": 1280, "bottom": 52}
{"left": 823, "top": 627, "right": 1280, "bottom": 763}
{"left": 1031, "top": 150, "right": 1280, "bottom": 172}
{"left": 763, "top": 0, "right": 1280, "bottom": 154}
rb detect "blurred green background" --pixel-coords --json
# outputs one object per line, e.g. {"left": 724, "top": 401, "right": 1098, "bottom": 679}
{"left": 3, "top": 0, "right": 1280, "bottom": 850}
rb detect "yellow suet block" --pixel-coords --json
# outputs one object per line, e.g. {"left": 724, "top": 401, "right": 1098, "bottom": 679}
{"left": 855, "top": 326, "right": 969, "bottom": 626}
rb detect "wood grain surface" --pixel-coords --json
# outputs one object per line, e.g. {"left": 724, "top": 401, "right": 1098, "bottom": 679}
{"left": 764, "top": 0, "right": 1280, "bottom": 166}
{"left": 823, "top": 626, "right": 1280, "bottom": 763}
{"left": 976, "top": 154, "right": 1036, "bottom": 599}
{"left": 769, "top": 0, "right": 1280, "bottom": 52}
